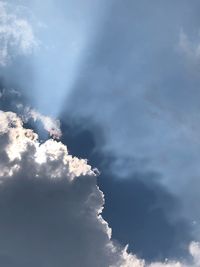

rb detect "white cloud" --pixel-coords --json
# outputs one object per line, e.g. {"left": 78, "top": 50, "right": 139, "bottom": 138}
{"left": 0, "top": 109, "right": 199, "bottom": 266}
{"left": 0, "top": 110, "right": 124, "bottom": 266}
{"left": 0, "top": 1, "right": 38, "bottom": 66}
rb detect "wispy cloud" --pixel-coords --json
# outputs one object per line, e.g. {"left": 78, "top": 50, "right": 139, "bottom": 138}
{"left": 24, "top": 108, "right": 62, "bottom": 139}
{"left": 0, "top": 1, "right": 38, "bottom": 66}
{"left": 179, "top": 30, "right": 200, "bottom": 65}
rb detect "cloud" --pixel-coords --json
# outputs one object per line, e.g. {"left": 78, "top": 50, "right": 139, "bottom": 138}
{"left": 0, "top": 88, "right": 61, "bottom": 139}
{"left": 61, "top": 1, "right": 200, "bottom": 246}
{"left": 1, "top": 0, "right": 108, "bottom": 116}
{"left": 179, "top": 30, "right": 200, "bottom": 64}
{"left": 1, "top": 0, "right": 200, "bottom": 265}
{"left": 23, "top": 108, "right": 62, "bottom": 139}
{"left": 0, "top": 1, "right": 38, "bottom": 66}
{"left": 0, "top": 109, "right": 126, "bottom": 266}
{"left": 0, "top": 88, "right": 23, "bottom": 112}
{"left": 0, "top": 109, "right": 199, "bottom": 266}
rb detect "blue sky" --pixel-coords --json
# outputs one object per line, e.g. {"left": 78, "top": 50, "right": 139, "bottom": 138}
{"left": 1, "top": 0, "right": 200, "bottom": 265}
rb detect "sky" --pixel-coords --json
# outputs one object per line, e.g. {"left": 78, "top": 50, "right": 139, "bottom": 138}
{"left": 1, "top": 0, "right": 200, "bottom": 266}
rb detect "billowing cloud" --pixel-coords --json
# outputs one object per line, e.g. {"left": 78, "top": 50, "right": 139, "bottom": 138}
{"left": 0, "top": 1, "right": 38, "bottom": 66}
{"left": 0, "top": 109, "right": 199, "bottom": 267}
{"left": 0, "top": 109, "right": 126, "bottom": 266}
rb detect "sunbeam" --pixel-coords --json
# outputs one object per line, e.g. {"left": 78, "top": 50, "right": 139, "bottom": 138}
{"left": 22, "top": 0, "right": 107, "bottom": 116}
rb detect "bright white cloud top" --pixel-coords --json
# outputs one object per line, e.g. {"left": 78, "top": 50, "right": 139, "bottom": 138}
{"left": 0, "top": 109, "right": 198, "bottom": 267}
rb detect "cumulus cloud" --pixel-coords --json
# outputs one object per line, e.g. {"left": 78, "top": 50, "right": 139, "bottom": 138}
{"left": 0, "top": 109, "right": 125, "bottom": 266}
{"left": 0, "top": 109, "right": 199, "bottom": 267}
{"left": 0, "top": 1, "right": 38, "bottom": 66}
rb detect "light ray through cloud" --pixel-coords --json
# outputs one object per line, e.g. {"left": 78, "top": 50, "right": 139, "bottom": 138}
{"left": 0, "top": 0, "right": 110, "bottom": 116}
{"left": 1, "top": 0, "right": 200, "bottom": 265}
{"left": 20, "top": 0, "right": 108, "bottom": 116}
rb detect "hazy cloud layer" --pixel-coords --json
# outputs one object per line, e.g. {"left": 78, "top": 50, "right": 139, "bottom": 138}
{"left": 63, "top": 0, "right": 200, "bottom": 241}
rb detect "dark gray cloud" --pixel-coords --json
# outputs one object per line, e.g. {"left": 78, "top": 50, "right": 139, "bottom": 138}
{"left": 0, "top": 175, "right": 121, "bottom": 267}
